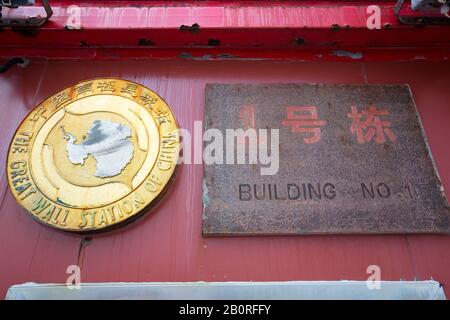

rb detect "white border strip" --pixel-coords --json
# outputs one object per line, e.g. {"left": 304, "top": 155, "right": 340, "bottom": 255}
{"left": 5, "top": 280, "right": 446, "bottom": 300}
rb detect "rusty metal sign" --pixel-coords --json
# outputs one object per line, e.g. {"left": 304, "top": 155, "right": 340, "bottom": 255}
{"left": 202, "top": 84, "right": 450, "bottom": 235}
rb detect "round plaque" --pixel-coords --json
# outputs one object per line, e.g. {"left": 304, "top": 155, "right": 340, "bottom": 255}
{"left": 7, "top": 78, "right": 180, "bottom": 233}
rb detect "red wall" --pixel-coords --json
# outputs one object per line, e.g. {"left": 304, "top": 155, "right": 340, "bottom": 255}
{"left": 0, "top": 59, "right": 449, "bottom": 298}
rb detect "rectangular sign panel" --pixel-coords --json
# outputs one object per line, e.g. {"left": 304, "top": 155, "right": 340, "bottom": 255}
{"left": 202, "top": 84, "right": 450, "bottom": 235}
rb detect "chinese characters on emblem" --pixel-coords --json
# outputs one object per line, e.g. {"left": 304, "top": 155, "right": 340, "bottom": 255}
{"left": 140, "top": 92, "right": 158, "bottom": 109}
{"left": 75, "top": 82, "right": 94, "bottom": 97}
{"left": 121, "top": 83, "right": 138, "bottom": 97}
{"left": 96, "top": 80, "right": 116, "bottom": 93}
{"left": 51, "top": 91, "right": 71, "bottom": 109}
{"left": 154, "top": 106, "right": 172, "bottom": 125}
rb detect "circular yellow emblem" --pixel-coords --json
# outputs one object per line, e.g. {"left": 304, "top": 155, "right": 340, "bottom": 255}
{"left": 7, "top": 78, "right": 180, "bottom": 233}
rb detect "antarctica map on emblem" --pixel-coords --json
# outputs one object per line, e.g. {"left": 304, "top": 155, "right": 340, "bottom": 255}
{"left": 62, "top": 120, "right": 134, "bottom": 178}
{"left": 7, "top": 79, "right": 180, "bottom": 233}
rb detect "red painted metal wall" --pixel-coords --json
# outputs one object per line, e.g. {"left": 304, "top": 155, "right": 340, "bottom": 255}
{"left": 0, "top": 59, "right": 449, "bottom": 299}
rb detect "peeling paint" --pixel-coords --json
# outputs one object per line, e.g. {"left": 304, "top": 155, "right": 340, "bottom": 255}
{"left": 216, "top": 53, "right": 239, "bottom": 59}
{"left": 331, "top": 24, "right": 341, "bottom": 31}
{"left": 294, "top": 38, "right": 305, "bottom": 45}
{"left": 202, "top": 178, "right": 210, "bottom": 221}
{"left": 180, "top": 23, "right": 200, "bottom": 33}
{"left": 178, "top": 52, "right": 193, "bottom": 59}
{"left": 138, "top": 38, "right": 154, "bottom": 46}
{"left": 331, "top": 50, "right": 363, "bottom": 59}
{"left": 208, "top": 39, "right": 220, "bottom": 46}
{"left": 17, "top": 58, "right": 30, "bottom": 68}
{"left": 203, "top": 179, "right": 210, "bottom": 207}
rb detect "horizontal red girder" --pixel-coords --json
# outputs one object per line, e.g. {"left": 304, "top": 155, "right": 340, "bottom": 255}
{"left": 1, "top": 1, "right": 450, "bottom": 60}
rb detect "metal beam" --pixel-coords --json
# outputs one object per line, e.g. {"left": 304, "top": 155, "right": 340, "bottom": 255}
{"left": 1, "top": 1, "right": 450, "bottom": 60}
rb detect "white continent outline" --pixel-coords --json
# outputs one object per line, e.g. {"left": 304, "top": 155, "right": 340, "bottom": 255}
{"left": 61, "top": 119, "right": 134, "bottom": 178}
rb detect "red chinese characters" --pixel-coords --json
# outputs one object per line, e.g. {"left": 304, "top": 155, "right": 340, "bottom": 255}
{"left": 347, "top": 105, "right": 396, "bottom": 144}
{"left": 238, "top": 105, "right": 256, "bottom": 145}
{"left": 282, "top": 106, "right": 327, "bottom": 143}
{"left": 239, "top": 105, "right": 256, "bottom": 130}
